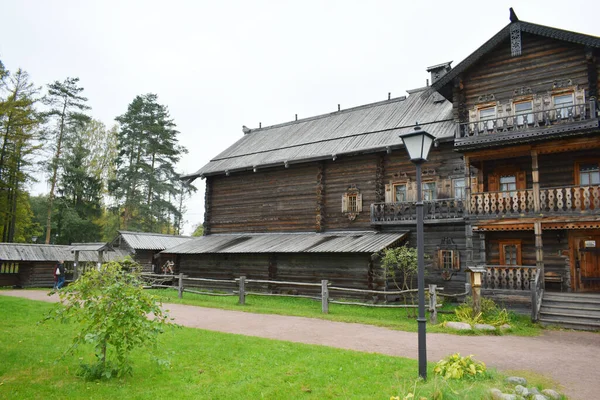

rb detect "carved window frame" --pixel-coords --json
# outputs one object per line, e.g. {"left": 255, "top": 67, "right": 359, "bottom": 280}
{"left": 499, "top": 239, "right": 522, "bottom": 266}
{"left": 435, "top": 237, "right": 460, "bottom": 280}
{"left": 341, "top": 185, "right": 362, "bottom": 220}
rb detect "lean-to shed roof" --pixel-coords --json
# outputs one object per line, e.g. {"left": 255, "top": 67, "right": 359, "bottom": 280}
{"left": 0, "top": 243, "right": 129, "bottom": 262}
{"left": 185, "top": 88, "right": 453, "bottom": 179}
{"left": 163, "top": 231, "right": 408, "bottom": 254}
{"left": 117, "top": 231, "right": 194, "bottom": 251}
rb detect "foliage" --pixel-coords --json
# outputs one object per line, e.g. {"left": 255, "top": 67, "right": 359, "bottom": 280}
{"left": 381, "top": 245, "right": 418, "bottom": 290}
{"left": 453, "top": 297, "right": 510, "bottom": 327}
{"left": 433, "top": 353, "right": 488, "bottom": 380}
{"left": 192, "top": 222, "right": 204, "bottom": 237}
{"left": 381, "top": 245, "right": 419, "bottom": 316}
{"left": 41, "top": 77, "right": 90, "bottom": 244}
{"left": 0, "top": 68, "right": 42, "bottom": 242}
{"left": 111, "top": 93, "right": 191, "bottom": 233}
{"left": 43, "top": 259, "right": 173, "bottom": 378}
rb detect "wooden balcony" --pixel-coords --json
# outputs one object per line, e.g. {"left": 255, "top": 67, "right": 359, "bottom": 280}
{"left": 370, "top": 199, "right": 465, "bottom": 225}
{"left": 470, "top": 185, "right": 600, "bottom": 220}
{"left": 455, "top": 99, "right": 598, "bottom": 150}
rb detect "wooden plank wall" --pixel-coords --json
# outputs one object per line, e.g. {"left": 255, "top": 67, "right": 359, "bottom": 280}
{"left": 455, "top": 33, "right": 589, "bottom": 117}
{"left": 538, "top": 149, "right": 600, "bottom": 187}
{"left": 20, "top": 262, "right": 56, "bottom": 288}
{"left": 384, "top": 143, "right": 464, "bottom": 200}
{"left": 323, "top": 154, "right": 377, "bottom": 230}
{"left": 209, "top": 164, "right": 317, "bottom": 233}
{"left": 177, "top": 252, "right": 378, "bottom": 299}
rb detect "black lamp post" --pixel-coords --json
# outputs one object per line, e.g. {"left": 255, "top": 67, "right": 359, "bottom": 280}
{"left": 399, "top": 124, "right": 435, "bottom": 380}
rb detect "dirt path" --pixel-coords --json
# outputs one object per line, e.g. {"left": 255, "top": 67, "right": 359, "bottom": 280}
{"left": 2, "top": 290, "right": 598, "bottom": 399}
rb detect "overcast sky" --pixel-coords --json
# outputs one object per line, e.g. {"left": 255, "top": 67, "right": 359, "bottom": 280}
{"left": 1, "top": 0, "right": 599, "bottom": 235}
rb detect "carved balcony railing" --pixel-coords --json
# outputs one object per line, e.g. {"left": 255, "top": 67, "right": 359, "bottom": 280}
{"left": 455, "top": 99, "right": 598, "bottom": 148}
{"left": 539, "top": 185, "right": 600, "bottom": 214}
{"left": 370, "top": 199, "right": 465, "bottom": 225}
{"left": 470, "top": 189, "right": 535, "bottom": 218}
{"left": 482, "top": 265, "right": 537, "bottom": 291}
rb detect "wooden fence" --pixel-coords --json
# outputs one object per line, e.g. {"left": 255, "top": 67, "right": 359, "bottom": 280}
{"left": 140, "top": 273, "right": 472, "bottom": 324}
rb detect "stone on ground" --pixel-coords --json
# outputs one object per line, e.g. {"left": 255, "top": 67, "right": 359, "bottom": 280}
{"left": 445, "top": 321, "right": 472, "bottom": 330}
{"left": 506, "top": 376, "right": 527, "bottom": 386}
{"left": 541, "top": 389, "right": 561, "bottom": 399}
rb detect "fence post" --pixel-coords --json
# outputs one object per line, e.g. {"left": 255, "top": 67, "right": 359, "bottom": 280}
{"left": 178, "top": 273, "right": 184, "bottom": 299}
{"left": 321, "top": 279, "right": 329, "bottom": 314}
{"left": 428, "top": 284, "right": 437, "bottom": 324}
{"left": 239, "top": 276, "right": 246, "bottom": 305}
{"left": 465, "top": 282, "right": 472, "bottom": 297}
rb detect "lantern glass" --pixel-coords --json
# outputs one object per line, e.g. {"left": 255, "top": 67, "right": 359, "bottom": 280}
{"left": 400, "top": 129, "right": 435, "bottom": 162}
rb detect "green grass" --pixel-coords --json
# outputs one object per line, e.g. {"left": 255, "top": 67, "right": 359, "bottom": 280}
{"left": 0, "top": 296, "right": 558, "bottom": 399}
{"left": 147, "top": 288, "right": 542, "bottom": 336}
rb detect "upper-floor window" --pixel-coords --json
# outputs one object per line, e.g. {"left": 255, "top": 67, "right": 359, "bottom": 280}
{"left": 422, "top": 182, "right": 436, "bottom": 201}
{"left": 579, "top": 163, "right": 600, "bottom": 186}
{"left": 453, "top": 178, "right": 465, "bottom": 199}
{"left": 478, "top": 107, "right": 496, "bottom": 131}
{"left": 347, "top": 193, "right": 358, "bottom": 212}
{"left": 514, "top": 100, "right": 533, "bottom": 125}
{"left": 394, "top": 183, "right": 407, "bottom": 202}
{"left": 553, "top": 93, "right": 574, "bottom": 119}
{"left": 342, "top": 186, "right": 362, "bottom": 215}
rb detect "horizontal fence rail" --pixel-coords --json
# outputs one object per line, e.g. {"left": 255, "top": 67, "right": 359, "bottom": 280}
{"left": 140, "top": 273, "right": 455, "bottom": 318}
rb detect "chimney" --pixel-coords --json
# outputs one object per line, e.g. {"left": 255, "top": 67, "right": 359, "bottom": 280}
{"left": 426, "top": 61, "right": 452, "bottom": 85}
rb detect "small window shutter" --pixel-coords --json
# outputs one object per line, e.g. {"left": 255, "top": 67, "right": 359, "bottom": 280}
{"left": 453, "top": 251, "right": 461, "bottom": 271}
{"left": 436, "top": 250, "right": 442, "bottom": 269}
{"left": 341, "top": 194, "right": 347, "bottom": 212}
{"left": 471, "top": 177, "right": 478, "bottom": 193}
{"left": 488, "top": 173, "right": 499, "bottom": 192}
{"left": 356, "top": 193, "right": 363, "bottom": 212}
{"left": 384, "top": 184, "right": 392, "bottom": 203}
{"left": 516, "top": 171, "right": 526, "bottom": 190}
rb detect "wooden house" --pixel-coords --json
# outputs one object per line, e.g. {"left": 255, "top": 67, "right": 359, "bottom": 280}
{"left": 108, "top": 231, "right": 193, "bottom": 273}
{"left": 429, "top": 10, "right": 600, "bottom": 327}
{"left": 174, "top": 11, "right": 600, "bottom": 325}
{"left": 0, "top": 243, "right": 128, "bottom": 288}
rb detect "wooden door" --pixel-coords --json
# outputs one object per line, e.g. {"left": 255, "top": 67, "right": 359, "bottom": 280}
{"left": 574, "top": 235, "right": 600, "bottom": 292}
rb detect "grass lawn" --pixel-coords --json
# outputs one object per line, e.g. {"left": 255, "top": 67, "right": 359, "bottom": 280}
{"left": 147, "top": 288, "right": 541, "bottom": 336}
{"left": 0, "top": 296, "right": 558, "bottom": 399}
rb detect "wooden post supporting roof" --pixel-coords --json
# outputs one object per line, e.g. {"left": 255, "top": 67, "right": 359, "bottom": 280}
{"left": 534, "top": 221, "right": 544, "bottom": 289}
{"left": 531, "top": 150, "right": 540, "bottom": 213}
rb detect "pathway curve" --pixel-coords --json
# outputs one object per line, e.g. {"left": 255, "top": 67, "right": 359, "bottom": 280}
{"left": 2, "top": 290, "right": 598, "bottom": 399}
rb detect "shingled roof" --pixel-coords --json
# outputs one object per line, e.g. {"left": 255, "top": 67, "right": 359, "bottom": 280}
{"left": 184, "top": 87, "right": 453, "bottom": 179}
{"left": 115, "top": 231, "right": 193, "bottom": 251}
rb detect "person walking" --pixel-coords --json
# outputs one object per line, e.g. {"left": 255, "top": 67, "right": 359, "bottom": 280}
{"left": 55, "top": 260, "right": 66, "bottom": 289}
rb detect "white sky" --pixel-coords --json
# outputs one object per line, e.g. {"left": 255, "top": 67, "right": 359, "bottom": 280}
{"left": 1, "top": 0, "right": 599, "bottom": 235}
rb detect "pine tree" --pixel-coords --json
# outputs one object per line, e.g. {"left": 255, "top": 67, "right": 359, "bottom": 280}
{"left": 112, "top": 94, "right": 188, "bottom": 233}
{"left": 42, "top": 77, "right": 90, "bottom": 244}
{"left": 0, "top": 68, "right": 41, "bottom": 242}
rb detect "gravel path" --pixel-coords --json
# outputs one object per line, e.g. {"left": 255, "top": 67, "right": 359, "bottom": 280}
{"left": 2, "top": 290, "right": 598, "bottom": 399}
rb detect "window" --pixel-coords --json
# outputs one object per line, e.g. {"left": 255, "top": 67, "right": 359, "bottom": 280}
{"left": 422, "top": 182, "right": 436, "bottom": 201}
{"left": 514, "top": 101, "right": 533, "bottom": 125}
{"left": 0, "top": 262, "right": 19, "bottom": 274}
{"left": 441, "top": 250, "right": 454, "bottom": 269}
{"left": 394, "top": 184, "right": 407, "bottom": 202}
{"left": 453, "top": 178, "right": 465, "bottom": 199}
{"left": 478, "top": 107, "right": 496, "bottom": 131}
{"left": 553, "top": 93, "right": 574, "bottom": 119}
{"left": 579, "top": 163, "right": 600, "bottom": 186}
{"left": 499, "top": 240, "right": 522, "bottom": 265}
{"left": 341, "top": 186, "right": 362, "bottom": 216}
{"left": 500, "top": 175, "right": 516, "bottom": 197}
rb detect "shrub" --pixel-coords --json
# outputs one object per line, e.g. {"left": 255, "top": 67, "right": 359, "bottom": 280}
{"left": 433, "top": 353, "right": 487, "bottom": 380}
{"left": 43, "top": 258, "right": 173, "bottom": 379}
{"left": 453, "top": 297, "right": 510, "bottom": 327}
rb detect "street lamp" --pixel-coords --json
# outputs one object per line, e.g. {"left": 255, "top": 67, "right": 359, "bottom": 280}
{"left": 399, "top": 124, "right": 435, "bottom": 380}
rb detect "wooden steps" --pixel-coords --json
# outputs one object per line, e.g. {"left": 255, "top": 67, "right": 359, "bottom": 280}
{"left": 539, "top": 292, "right": 600, "bottom": 331}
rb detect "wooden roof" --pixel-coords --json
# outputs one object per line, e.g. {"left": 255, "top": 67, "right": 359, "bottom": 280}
{"left": 184, "top": 88, "right": 453, "bottom": 179}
